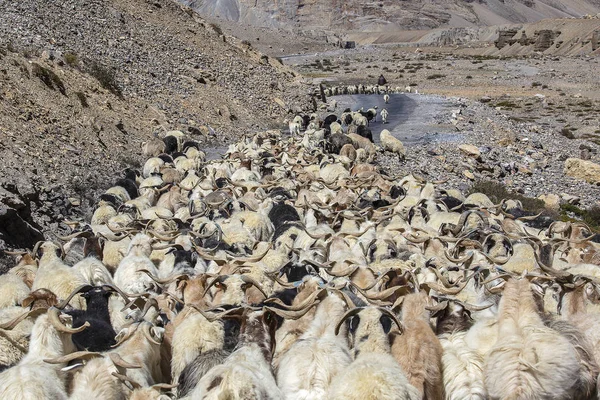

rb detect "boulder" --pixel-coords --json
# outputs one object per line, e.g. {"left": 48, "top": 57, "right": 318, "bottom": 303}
{"left": 459, "top": 144, "right": 481, "bottom": 159}
{"left": 538, "top": 194, "right": 560, "bottom": 211}
{"left": 564, "top": 158, "right": 600, "bottom": 185}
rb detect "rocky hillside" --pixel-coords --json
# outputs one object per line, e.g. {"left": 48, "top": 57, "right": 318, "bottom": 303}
{"left": 0, "top": 0, "right": 312, "bottom": 256}
{"left": 179, "top": 0, "right": 600, "bottom": 32}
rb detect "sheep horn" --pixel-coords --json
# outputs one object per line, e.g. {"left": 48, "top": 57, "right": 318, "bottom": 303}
{"left": 100, "top": 284, "right": 132, "bottom": 304}
{"left": 334, "top": 307, "right": 363, "bottom": 336}
{"left": 240, "top": 275, "right": 269, "bottom": 299}
{"left": 57, "top": 230, "right": 94, "bottom": 241}
{"left": 425, "top": 300, "right": 449, "bottom": 313}
{"left": 108, "top": 353, "right": 143, "bottom": 369}
{"left": 97, "top": 231, "right": 131, "bottom": 242}
{"left": 264, "top": 303, "right": 319, "bottom": 320}
{"left": 48, "top": 307, "right": 90, "bottom": 334}
{"left": 56, "top": 284, "right": 94, "bottom": 309}
{"left": 0, "top": 307, "right": 48, "bottom": 330}
{"left": 230, "top": 243, "right": 272, "bottom": 263}
{"left": 111, "top": 372, "right": 142, "bottom": 390}
{"left": 325, "top": 264, "right": 361, "bottom": 277}
{"left": 141, "top": 323, "right": 161, "bottom": 345}
{"left": 422, "top": 274, "right": 472, "bottom": 295}
{"left": 31, "top": 241, "right": 44, "bottom": 258}
{"left": 202, "top": 275, "right": 228, "bottom": 298}
{"left": 43, "top": 351, "right": 103, "bottom": 364}
{"left": 377, "top": 307, "right": 404, "bottom": 334}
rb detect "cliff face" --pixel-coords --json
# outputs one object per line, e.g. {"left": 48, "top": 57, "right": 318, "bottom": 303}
{"left": 179, "top": 0, "right": 600, "bottom": 31}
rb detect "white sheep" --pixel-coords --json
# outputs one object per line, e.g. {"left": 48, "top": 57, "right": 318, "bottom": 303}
{"left": 32, "top": 242, "right": 87, "bottom": 309}
{"left": 113, "top": 234, "right": 160, "bottom": 295}
{"left": 484, "top": 278, "right": 582, "bottom": 399}
{"left": 277, "top": 292, "right": 352, "bottom": 399}
{"left": 0, "top": 308, "right": 89, "bottom": 399}
{"left": 380, "top": 129, "right": 405, "bottom": 158}
{"left": 383, "top": 94, "right": 390, "bottom": 104}
{"left": 328, "top": 307, "right": 420, "bottom": 400}
{"left": 380, "top": 108, "right": 388, "bottom": 124}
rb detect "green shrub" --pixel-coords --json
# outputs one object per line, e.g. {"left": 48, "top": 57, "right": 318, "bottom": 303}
{"left": 64, "top": 52, "right": 79, "bottom": 66}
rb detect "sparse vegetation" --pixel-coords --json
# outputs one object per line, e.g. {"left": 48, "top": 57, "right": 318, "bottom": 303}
{"left": 86, "top": 61, "right": 122, "bottom": 98}
{"left": 468, "top": 180, "right": 546, "bottom": 213}
{"left": 64, "top": 52, "right": 78, "bottom": 66}
{"left": 560, "top": 204, "right": 600, "bottom": 231}
{"left": 75, "top": 91, "right": 89, "bottom": 108}
{"left": 210, "top": 23, "right": 223, "bottom": 36}
{"left": 31, "top": 63, "right": 67, "bottom": 95}
{"left": 427, "top": 74, "right": 446, "bottom": 80}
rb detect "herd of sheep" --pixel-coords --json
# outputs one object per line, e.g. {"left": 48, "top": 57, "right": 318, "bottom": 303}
{"left": 1, "top": 100, "right": 600, "bottom": 400}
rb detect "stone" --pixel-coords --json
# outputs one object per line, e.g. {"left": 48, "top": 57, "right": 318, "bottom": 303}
{"left": 0, "top": 205, "right": 44, "bottom": 249}
{"left": 564, "top": 158, "right": 600, "bottom": 184}
{"left": 480, "top": 96, "right": 492, "bottom": 103}
{"left": 459, "top": 144, "right": 481, "bottom": 158}
{"left": 561, "top": 193, "right": 581, "bottom": 205}
{"left": 538, "top": 194, "right": 560, "bottom": 211}
{"left": 463, "top": 170, "right": 475, "bottom": 180}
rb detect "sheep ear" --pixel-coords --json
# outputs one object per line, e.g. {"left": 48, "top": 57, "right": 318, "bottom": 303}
{"left": 114, "top": 328, "right": 128, "bottom": 343}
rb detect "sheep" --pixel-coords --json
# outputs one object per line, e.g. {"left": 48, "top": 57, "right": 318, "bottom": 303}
{"left": 113, "top": 234, "right": 160, "bottom": 295}
{"left": 289, "top": 121, "right": 301, "bottom": 136}
{"left": 276, "top": 291, "right": 353, "bottom": 400}
{"left": 380, "top": 108, "right": 388, "bottom": 124}
{"left": 433, "top": 300, "right": 487, "bottom": 400}
{"left": 182, "top": 307, "right": 284, "bottom": 399}
{"left": 380, "top": 129, "right": 405, "bottom": 158}
{"left": 31, "top": 242, "right": 87, "bottom": 309}
{"left": 43, "top": 351, "right": 143, "bottom": 400}
{"left": 484, "top": 277, "right": 582, "bottom": 399}
{"left": 0, "top": 307, "right": 89, "bottom": 399}
{"left": 109, "top": 321, "right": 165, "bottom": 388}
{"left": 390, "top": 291, "right": 444, "bottom": 399}
{"left": 328, "top": 307, "right": 420, "bottom": 400}
{"left": 0, "top": 274, "right": 30, "bottom": 308}
{"left": 383, "top": 94, "right": 390, "bottom": 104}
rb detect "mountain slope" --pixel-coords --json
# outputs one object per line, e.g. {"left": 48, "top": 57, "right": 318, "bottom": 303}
{"left": 179, "top": 0, "right": 600, "bottom": 31}
{"left": 0, "top": 0, "right": 310, "bottom": 254}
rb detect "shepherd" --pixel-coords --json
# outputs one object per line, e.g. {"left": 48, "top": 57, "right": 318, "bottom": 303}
{"left": 378, "top": 74, "right": 387, "bottom": 86}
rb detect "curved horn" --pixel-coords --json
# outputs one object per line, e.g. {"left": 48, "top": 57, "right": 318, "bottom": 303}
{"left": 48, "top": 307, "right": 90, "bottom": 334}
{"left": 240, "top": 275, "right": 269, "bottom": 299}
{"left": 141, "top": 323, "right": 161, "bottom": 345}
{"left": 0, "top": 307, "right": 48, "bottom": 330}
{"left": 108, "top": 353, "right": 142, "bottom": 369}
{"left": 202, "top": 275, "right": 228, "bottom": 298}
{"left": 44, "top": 351, "right": 102, "bottom": 364}
{"left": 335, "top": 307, "right": 363, "bottom": 336}
{"left": 377, "top": 307, "right": 404, "bottom": 334}
{"left": 56, "top": 285, "right": 94, "bottom": 309}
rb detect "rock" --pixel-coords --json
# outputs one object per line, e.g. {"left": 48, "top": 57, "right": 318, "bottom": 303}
{"left": 564, "top": 158, "right": 600, "bottom": 184}
{"left": 458, "top": 144, "right": 481, "bottom": 158}
{"left": 480, "top": 96, "right": 492, "bottom": 103}
{"left": 463, "top": 170, "right": 475, "bottom": 180}
{"left": 538, "top": 194, "right": 560, "bottom": 211}
{"left": 561, "top": 193, "right": 581, "bottom": 205}
{"left": 273, "top": 97, "right": 287, "bottom": 109}
{"left": 0, "top": 205, "right": 44, "bottom": 249}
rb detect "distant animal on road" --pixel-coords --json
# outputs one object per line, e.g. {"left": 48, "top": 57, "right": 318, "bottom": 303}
{"left": 383, "top": 94, "right": 390, "bottom": 104}
{"left": 380, "top": 109, "right": 388, "bottom": 124}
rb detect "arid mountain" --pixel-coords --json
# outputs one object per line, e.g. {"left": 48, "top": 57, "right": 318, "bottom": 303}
{"left": 179, "top": 0, "right": 600, "bottom": 31}
{"left": 0, "top": 0, "right": 311, "bottom": 258}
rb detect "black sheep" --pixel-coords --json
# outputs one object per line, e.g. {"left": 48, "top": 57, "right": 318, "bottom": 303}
{"left": 65, "top": 286, "right": 117, "bottom": 352}
{"left": 327, "top": 133, "right": 353, "bottom": 154}
{"left": 114, "top": 178, "right": 139, "bottom": 200}
{"left": 162, "top": 135, "right": 179, "bottom": 154}
{"left": 268, "top": 203, "right": 300, "bottom": 232}
{"left": 357, "top": 125, "right": 373, "bottom": 142}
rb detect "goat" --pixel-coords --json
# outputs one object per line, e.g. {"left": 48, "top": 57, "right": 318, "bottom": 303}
{"left": 0, "top": 308, "right": 89, "bottom": 399}
{"left": 328, "top": 307, "right": 420, "bottom": 400}
{"left": 485, "top": 278, "right": 582, "bottom": 399}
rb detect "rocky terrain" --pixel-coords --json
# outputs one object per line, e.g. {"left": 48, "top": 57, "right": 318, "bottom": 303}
{"left": 286, "top": 45, "right": 600, "bottom": 211}
{"left": 180, "top": 0, "right": 600, "bottom": 33}
{"left": 0, "top": 0, "right": 313, "bottom": 257}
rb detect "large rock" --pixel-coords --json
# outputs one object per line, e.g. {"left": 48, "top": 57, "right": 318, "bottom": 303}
{"left": 459, "top": 144, "right": 481, "bottom": 159}
{"left": 564, "top": 158, "right": 600, "bottom": 185}
{"left": 0, "top": 205, "right": 44, "bottom": 250}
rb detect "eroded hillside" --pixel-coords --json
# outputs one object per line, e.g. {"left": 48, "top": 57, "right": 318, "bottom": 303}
{"left": 0, "top": 0, "right": 312, "bottom": 255}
